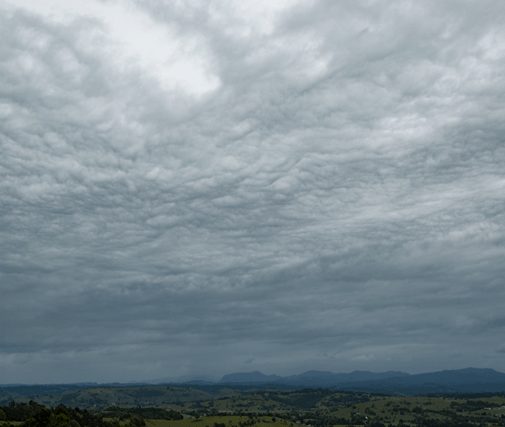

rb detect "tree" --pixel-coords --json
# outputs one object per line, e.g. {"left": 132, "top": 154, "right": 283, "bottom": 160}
{"left": 128, "top": 414, "right": 146, "bottom": 427}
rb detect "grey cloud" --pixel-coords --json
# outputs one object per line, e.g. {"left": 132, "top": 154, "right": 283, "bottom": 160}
{"left": 1, "top": 0, "right": 505, "bottom": 382}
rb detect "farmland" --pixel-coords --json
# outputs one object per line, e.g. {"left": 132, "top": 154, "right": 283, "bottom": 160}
{"left": 2, "top": 385, "right": 505, "bottom": 426}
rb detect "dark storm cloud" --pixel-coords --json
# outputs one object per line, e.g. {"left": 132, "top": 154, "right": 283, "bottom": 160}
{"left": 1, "top": 0, "right": 505, "bottom": 383}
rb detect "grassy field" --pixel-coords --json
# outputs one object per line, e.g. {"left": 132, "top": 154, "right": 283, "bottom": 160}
{"left": 135, "top": 392, "right": 505, "bottom": 426}
{"left": 101, "top": 414, "right": 305, "bottom": 427}
{"left": 145, "top": 416, "right": 301, "bottom": 427}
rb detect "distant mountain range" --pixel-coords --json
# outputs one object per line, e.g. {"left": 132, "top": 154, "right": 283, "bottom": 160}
{"left": 3, "top": 368, "right": 505, "bottom": 396}
{"left": 220, "top": 369, "right": 409, "bottom": 386}
{"left": 217, "top": 368, "right": 505, "bottom": 394}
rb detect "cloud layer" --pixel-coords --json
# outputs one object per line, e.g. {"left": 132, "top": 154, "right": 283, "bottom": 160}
{"left": 1, "top": 0, "right": 505, "bottom": 383}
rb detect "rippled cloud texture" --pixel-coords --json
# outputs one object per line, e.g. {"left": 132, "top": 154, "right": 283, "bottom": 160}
{"left": 1, "top": 0, "right": 505, "bottom": 383}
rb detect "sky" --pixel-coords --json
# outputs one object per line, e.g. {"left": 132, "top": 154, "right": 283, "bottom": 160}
{"left": 1, "top": 0, "right": 505, "bottom": 384}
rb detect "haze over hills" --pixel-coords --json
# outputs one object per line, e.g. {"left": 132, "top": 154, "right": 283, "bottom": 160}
{"left": 215, "top": 368, "right": 505, "bottom": 394}
{"left": 3, "top": 368, "right": 505, "bottom": 395}
{"left": 219, "top": 369, "right": 409, "bottom": 386}
{"left": 220, "top": 371, "right": 283, "bottom": 384}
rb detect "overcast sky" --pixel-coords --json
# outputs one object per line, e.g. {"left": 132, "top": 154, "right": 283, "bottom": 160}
{"left": 1, "top": 0, "right": 505, "bottom": 384}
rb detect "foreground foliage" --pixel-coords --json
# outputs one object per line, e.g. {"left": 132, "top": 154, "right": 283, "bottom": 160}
{"left": 0, "top": 401, "right": 146, "bottom": 427}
